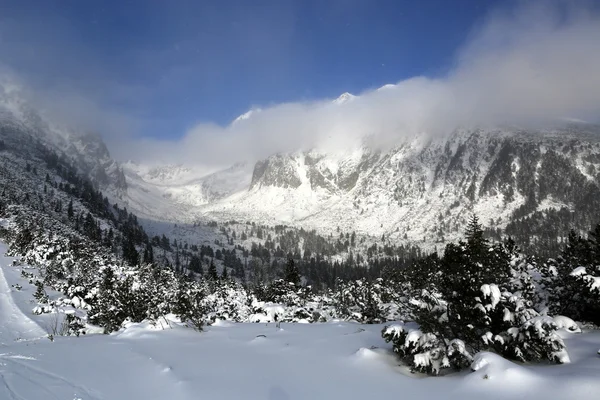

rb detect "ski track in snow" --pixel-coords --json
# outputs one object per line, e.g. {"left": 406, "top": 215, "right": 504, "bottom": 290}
{"left": 0, "top": 356, "right": 101, "bottom": 400}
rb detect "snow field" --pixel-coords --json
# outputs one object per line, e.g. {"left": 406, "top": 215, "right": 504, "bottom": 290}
{"left": 1, "top": 248, "right": 600, "bottom": 399}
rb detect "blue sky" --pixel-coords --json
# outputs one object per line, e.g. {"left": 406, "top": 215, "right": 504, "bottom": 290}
{"left": 1, "top": 0, "right": 508, "bottom": 139}
{"left": 2, "top": 0, "right": 600, "bottom": 168}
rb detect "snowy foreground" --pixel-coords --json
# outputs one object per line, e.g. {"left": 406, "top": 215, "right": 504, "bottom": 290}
{"left": 1, "top": 250, "right": 600, "bottom": 399}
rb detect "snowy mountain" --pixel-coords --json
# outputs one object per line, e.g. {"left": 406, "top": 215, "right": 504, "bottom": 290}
{"left": 121, "top": 161, "right": 253, "bottom": 223}
{"left": 122, "top": 123, "right": 600, "bottom": 251}
{"left": 3, "top": 79, "right": 600, "bottom": 251}
{"left": 332, "top": 92, "right": 356, "bottom": 105}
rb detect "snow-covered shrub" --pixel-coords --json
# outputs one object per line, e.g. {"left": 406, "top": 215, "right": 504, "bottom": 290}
{"left": 334, "top": 278, "right": 402, "bottom": 324}
{"left": 64, "top": 313, "right": 86, "bottom": 337}
{"left": 504, "top": 239, "right": 537, "bottom": 302}
{"left": 256, "top": 279, "right": 310, "bottom": 307}
{"left": 385, "top": 285, "right": 570, "bottom": 374}
{"left": 201, "top": 280, "right": 253, "bottom": 324}
{"left": 33, "top": 280, "right": 49, "bottom": 303}
{"left": 446, "top": 339, "right": 473, "bottom": 370}
{"left": 172, "top": 280, "right": 206, "bottom": 331}
{"left": 87, "top": 267, "right": 131, "bottom": 333}
{"left": 382, "top": 322, "right": 459, "bottom": 375}
{"left": 500, "top": 316, "right": 569, "bottom": 363}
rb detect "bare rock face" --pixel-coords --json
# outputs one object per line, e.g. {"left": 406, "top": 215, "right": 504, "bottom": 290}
{"left": 250, "top": 155, "right": 302, "bottom": 190}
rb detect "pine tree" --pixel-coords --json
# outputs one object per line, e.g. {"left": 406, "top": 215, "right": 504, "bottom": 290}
{"left": 89, "top": 267, "right": 122, "bottom": 333}
{"left": 283, "top": 258, "right": 301, "bottom": 286}
{"left": 207, "top": 259, "right": 218, "bottom": 281}
{"left": 122, "top": 233, "right": 139, "bottom": 266}
{"left": 221, "top": 266, "right": 228, "bottom": 280}
{"left": 67, "top": 199, "right": 74, "bottom": 219}
{"left": 465, "top": 214, "right": 487, "bottom": 255}
{"left": 189, "top": 255, "right": 203, "bottom": 275}
{"left": 143, "top": 241, "right": 154, "bottom": 264}
{"left": 175, "top": 249, "right": 181, "bottom": 273}
{"left": 542, "top": 226, "right": 600, "bottom": 325}
{"left": 33, "top": 280, "right": 48, "bottom": 303}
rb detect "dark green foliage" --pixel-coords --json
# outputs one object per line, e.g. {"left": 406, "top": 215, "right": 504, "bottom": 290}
{"left": 88, "top": 267, "right": 125, "bottom": 334}
{"left": 207, "top": 259, "right": 218, "bottom": 281}
{"left": 434, "top": 216, "right": 512, "bottom": 346}
{"left": 256, "top": 278, "right": 309, "bottom": 307}
{"left": 283, "top": 257, "right": 301, "bottom": 286}
{"left": 14, "top": 227, "right": 34, "bottom": 254}
{"left": 188, "top": 255, "right": 203, "bottom": 275}
{"left": 122, "top": 232, "right": 139, "bottom": 266}
{"left": 385, "top": 215, "right": 570, "bottom": 375}
{"left": 542, "top": 225, "right": 600, "bottom": 325}
{"left": 33, "top": 280, "right": 48, "bottom": 303}
{"left": 143, "top": 241, "right": 154, "bottom": 264}
{"left": 65, "top": 314, "right": 86, "bottom": 337}
{"left": 334, "top": 278, "right": 400, "bottom": 324}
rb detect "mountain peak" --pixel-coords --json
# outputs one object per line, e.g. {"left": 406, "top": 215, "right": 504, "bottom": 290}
{"left": 333, "top": 92, "right": 356, "bottom": 105}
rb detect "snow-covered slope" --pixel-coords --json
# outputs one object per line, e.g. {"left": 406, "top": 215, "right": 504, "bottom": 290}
{"left": 122, "top": 161, "right": 253, "bottom": 222}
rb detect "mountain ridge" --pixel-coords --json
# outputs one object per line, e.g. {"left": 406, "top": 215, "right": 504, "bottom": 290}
{"left": 3, "top": 80, "right": 600, "bottom": 253}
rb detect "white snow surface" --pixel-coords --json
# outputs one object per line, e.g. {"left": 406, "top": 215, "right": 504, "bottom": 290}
{"left": 1, "top": 243, "right": 600, "bottom": 399}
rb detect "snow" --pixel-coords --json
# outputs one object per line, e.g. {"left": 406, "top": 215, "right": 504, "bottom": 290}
{"left": 2, "top": 243, "right": 600, "bottom": 399}
{"left": 569, "top": 267, "right": 600, "bottom": 290}
{"left": 537, "top": 196, "right": 570, "bottom": 212}
{"left": 480, "top": 284, "right": 502, "bottom": 309}
{"left": 469, "top": 351, "right": 541, "bottom": 385}
{"left": 571, "top": 266, "right": 588, "bottom": 277}
{"left": 553, "top": 316, "right": 581, "bottom": 333}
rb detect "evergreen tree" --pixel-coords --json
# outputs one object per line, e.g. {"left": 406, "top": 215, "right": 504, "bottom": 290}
{"left": 122, "top": 233, "right": 139, "bottom": 266}
{"left": 542, "top": 226, "right": 600, "bottom": 325}
{"left": 89, "top": 267, "right": 123, "bottom": 333}
{"left": 465, "top": 214, "right": 488, "bottom": 258}
{"left": 143, "top": 241, "right": 154, "bottom": 264}
{"left": 67, "top": 199, "right": 74, "bottom": 219}
{"left": 382, "top": 221, "right": 560, "bottom": 375}
{"left": 189, "top": 255, "right": 203, "bottom": 275}
{"left": 283, "top": 258, "right": 301, "bottom": 286}
{"left": 175, "top": 249, "right": 181, "bottom": 273}
{"left": 207, "top": 259, "right": 218, "bottom": 281}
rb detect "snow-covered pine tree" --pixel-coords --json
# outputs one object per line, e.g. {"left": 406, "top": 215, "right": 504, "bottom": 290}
{"left": 88, "top": 267, "right": 125, "bottom": 333}
{"left": 541, "top": 226, "right": 600, "bottom": 325}
{"left": 384, "top": 216, "right": 569, "bottom": 375}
